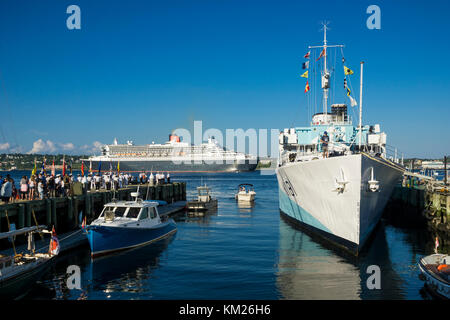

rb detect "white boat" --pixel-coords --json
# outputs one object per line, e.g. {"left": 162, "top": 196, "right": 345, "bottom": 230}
{"left": 276, "top": 25, "right": 404, "bottom": 255}
{"left": 235, "top": 184, "right": 256, "bottom": 202}
{"left": 187, "top": 185, "right": 218, "bottom": 214}
{"left": 86, "top": 190, "right": 177, "bottom": 258}
{"left": 0, "top": 225, "right": 58, "bottom": 299}
{"left": 418, "top": 254, "right": 450, "bottom": 299}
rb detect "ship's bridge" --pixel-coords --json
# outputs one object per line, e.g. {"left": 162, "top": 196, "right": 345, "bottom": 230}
{"left": 311, "top": 104, "right": 352, "bottom": 126}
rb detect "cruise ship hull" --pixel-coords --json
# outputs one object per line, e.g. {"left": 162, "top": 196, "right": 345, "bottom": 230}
{"left": 88, "top": 159, "right": 258, "bottom": 173}
{"left": 276, "top": 153, "right": 403, "bottom": 255}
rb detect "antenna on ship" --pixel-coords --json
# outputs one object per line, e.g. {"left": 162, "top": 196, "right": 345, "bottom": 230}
{"left": 359, "top": 61, "right": 364, "bottom": 150}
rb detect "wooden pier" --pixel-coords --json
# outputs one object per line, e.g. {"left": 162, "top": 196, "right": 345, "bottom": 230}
{"left": 0, "top": 182, "right": 186, "bottom": 239}
{"left": 384, "top": 181, "right": 450, "bottom": 247}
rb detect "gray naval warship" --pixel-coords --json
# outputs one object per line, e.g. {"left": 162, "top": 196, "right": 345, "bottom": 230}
{"left": 85, "top": 134, "right": 258, "bottom": 173}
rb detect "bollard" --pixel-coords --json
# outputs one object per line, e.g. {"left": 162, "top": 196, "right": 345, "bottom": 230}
{"left": 18, "top": 204, "right": 25, "bottom": 229}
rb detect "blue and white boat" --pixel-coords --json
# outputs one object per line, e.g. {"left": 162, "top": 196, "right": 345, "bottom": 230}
{"left": 86, "top": 191, "right": 177, "bottom": 258}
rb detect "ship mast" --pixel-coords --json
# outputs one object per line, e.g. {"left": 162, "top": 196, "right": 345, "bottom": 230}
{"left": 308, "top": 23, "right": 344, "bottom": 117}
{"left": 323, "top": 24, "right": 328, "bottom": 115}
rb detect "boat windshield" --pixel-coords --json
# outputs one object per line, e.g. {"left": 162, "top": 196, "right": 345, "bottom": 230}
{"left": 126, "top": 207, "right": 141, "bottom": 219}
{"left": 114, "top": 207, "right": 128, "bottom": 217}
{"left": 100, "top": 206, "right": 127, "bottom": 219}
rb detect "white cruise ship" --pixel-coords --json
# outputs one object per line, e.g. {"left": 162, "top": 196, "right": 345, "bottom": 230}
{"left": 276, "top": 26, "right": 405, "bottom": 255}
{"left": 85, "top": 134, "right": 258, "bottom": 173}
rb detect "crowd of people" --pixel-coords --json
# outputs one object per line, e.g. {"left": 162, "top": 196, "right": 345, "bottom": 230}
{"left": 0, "top": 171, "right": 172, "bottom": 204}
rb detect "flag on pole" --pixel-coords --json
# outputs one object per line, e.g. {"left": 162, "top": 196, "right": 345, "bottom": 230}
{"left": 300, "top": 70, "right": 308, "bottom": 78}
{"left": 31, "top": 158, "right": 37, "bottom": 176}
{"left": 89, "top": 160, "right": 92, "bottom": 173}
{"left": 316, "top": 48, "right": 325, "bottom": 61}
{"left": 304, "top": 81, "right": 310, "bottom": 93}
{"left": 51, "top": 159, "right": 55, "bottom": 176}
{"left": 348, "top": 95, "right": 358, "bottom": 107}
{"left": 98, "top": 160, "right": 102, "bottom": 174}
{"left": 81, "top": 216, "right": 87, "bottom": 232}
{"left": 41, "top": 158, "right": 46, "bottom": 174}
{"left": 302, "top": 61, "right": 310, "bottom": 70}
{"left": 117, "top": 160, "right": 120, "bottom": 174}
{"left": 345, "top": 84, "right": 357, "bottom": 107}
{"left": 81, "top": 161, "right": 84, "bottom": 176}
{"left": 49, "top": 226, "right": 60, "bottom": 256}
{"left": 344, "top": 66, "right": 354, "bottom": 75}
{"left": 435, "top": 236, "right": 439, "bottom": 253}
{"left": 304, "top": 51, "right": 310, "bottom": 59}
{"left": 62, "top": 157, "right": 66, "bottom": 176}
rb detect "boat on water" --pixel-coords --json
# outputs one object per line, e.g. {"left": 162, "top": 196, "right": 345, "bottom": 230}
{"left": 85, "top": 190, "right": 177, "bottom": 258}
{"left": 186, "top": 185, "right": 218, "bottom": 214}
{"left": 276, "top": 25, "right": 404, "bottom": 255}
{"left": 235, "top": 184, "right": 256, "bottom": 202}
{"left": 85, "top": 135, "right": 258, "bottom": 173}
{"left": 418, "top": 253, "right": 450, "bottom": 299}
{"left": 0, "top": 225, "right": 59, "bottom": 299}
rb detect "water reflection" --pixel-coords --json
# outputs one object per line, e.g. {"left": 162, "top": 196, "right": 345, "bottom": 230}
{"left": 277, "top": 215, "right": 408, "bottom": 299}
{"left": 174, "top": 209, "right": 218, "bottom": 225}
{"left": 88, "top": 235, "right": 175, "bottom": 298}
{"left": 237, "top": 201, "right": 255, "bottom": 212}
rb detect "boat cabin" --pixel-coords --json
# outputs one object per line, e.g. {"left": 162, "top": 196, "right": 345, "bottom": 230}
{"left": 93, "top": 198, "right": 165, "bottom": 228}
{"left": 197, "top": 186, "right": 212, "bottom": 202}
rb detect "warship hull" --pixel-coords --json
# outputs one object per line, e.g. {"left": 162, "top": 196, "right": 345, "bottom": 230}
{"left": 276, "top": 153, "right": 403, "bottom": 255}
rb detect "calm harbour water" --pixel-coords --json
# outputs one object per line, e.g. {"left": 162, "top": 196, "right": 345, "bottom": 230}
{"left": 4, "top": 170, "right": 435, "bottom": 300}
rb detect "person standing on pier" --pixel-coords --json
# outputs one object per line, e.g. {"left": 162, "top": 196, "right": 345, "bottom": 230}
{"left": 48, "top": 175, "right": 56, "bottom": 198}
{"left": 1, "top": 177, "right": 12, "bottom": 203}
{"left": 29, "top": 175, "right": 36, "bottom": 200}
{"left": 20, "top": 176, "right": 29, "bottom": 200}
{"left": 37, "top": 178, "right": 44, "bottom": 200}
{"left": 87, "top": 174, "right": 93, "bottom": 191}
{"left": 94, "top": 174, "right": 101, "bottom": 190}
{"left": 81, "top": 174, "right": 87, "bottom": 192}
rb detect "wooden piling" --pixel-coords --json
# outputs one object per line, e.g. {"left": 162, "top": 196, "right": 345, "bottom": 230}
{"left": 18, "top": 204, "right": 25, "bottom": 229}
{"left": 51, "top": 198, "right": 57, "bottom": 229}
{"left": 25, "top": 203, "right": 31, "bottom": 227}
{"left": 85, "top": 193, "right": 91, "bottom": 218}
{"left": 46, "top": 199, "right": 52, "bottom": 226}
{"left": 74, "top": 196, "right": 79, "bottom": 226}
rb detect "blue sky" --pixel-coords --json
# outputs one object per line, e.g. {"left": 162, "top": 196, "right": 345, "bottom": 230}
{"left": 0, "top": 0, "right": 448, "bottom": 158}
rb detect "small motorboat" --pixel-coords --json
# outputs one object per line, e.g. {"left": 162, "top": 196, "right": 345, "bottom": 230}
{"left": 418, "top": 253, "right": 450, "bottom": 299}
{"left": 186, "top": 185, "right": 218, "bottom": 215}
{"left": 86, "top": 191, "right": 177, "bottom": 258}
{"left": 0, "top": 225, "right": 58, "bottom": 299}
{"left": 235, "top": 183, "right": 256, "bottom": 202}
